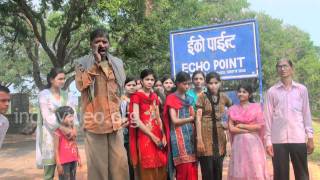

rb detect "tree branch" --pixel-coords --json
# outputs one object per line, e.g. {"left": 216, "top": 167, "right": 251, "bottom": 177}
{"left": 23, "top": 41, "right": 46, "bottom": 90}
{"left": 63, "top": 75, "right": 75, "bottom": 90}
{"left": 56, "top": 0, "right": 90, "bottom": 66}
{"left": 65, "top": 34, "right": 87, "bottom": 63}
{"left": 53, "top": 28, "right": 62, "bottom": 52}
{"left": 65, "top": 67, "right": 75, "bottom": 75}
{"left": 70, "top": 19, "right": 83, "bottom": 32}
{"left": 0, "top": 81, "right": 12, "bottom": 88}
{"left": 15, "top": 0, "right": 58, "bottom": 66}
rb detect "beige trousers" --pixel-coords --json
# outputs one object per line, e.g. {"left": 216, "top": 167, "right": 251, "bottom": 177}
{"left": 85, "top": 130, "right": 129, "bottom": 180}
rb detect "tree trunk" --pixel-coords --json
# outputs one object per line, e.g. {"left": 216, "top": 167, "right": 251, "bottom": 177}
{"left": 145, "top": 0, "right": 153, "bottom": 17}
{"left": 24, "top": 41, "right": 46, "bottom": 90}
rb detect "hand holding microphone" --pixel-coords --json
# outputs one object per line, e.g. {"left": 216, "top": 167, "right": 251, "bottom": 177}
{"left": 92, "top": 44, "right": 107, "bottom": 63}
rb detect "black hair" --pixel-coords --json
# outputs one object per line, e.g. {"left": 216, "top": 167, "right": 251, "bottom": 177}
{"left": 192, "top": 70, "right": 205, "bottom": 81}
{"left": 140, "top": 69, "right": 157, "bottom": 80}
{"left": 205, "top": 72, "right": 221, "bottom": 84}
{"left": 0, "top": 85, "right": 10, "bottom": 94}
{"left": 135, "top": 78, "right": 142, "bottom": 87}
{"left": 175, "top": 71, "right": 191, "bottom": 84}
{"left": 237, "top": 83, "right": 255, "bottom": 103}
{"left": 161, "top": 74, "right": 173, "bottom": 84}
{"left": 125, "top": 76, "right": 136, "bottom": 86}
{"left": 276, "top": 57, "right": 293, "bottom": 68}
{"left": 155, "top": 79, "right": 162, "bottom": 85}
{"left": 47, "top": 68, "right": 65, "bottom": 88}
{"left": 90, "top": 28, "right": 109, "bottom": 42}
{"left": 55, "top": 106, "right": 75, "bottom": 124}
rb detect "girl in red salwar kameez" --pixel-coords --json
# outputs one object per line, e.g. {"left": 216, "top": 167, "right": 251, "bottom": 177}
{"left": 129, "top": 69, "right": 167, "bottom": 180}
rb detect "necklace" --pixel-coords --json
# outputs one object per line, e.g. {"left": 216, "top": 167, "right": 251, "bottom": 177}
{"left": 211, "top": 93, "right": 220, "bottom": 105}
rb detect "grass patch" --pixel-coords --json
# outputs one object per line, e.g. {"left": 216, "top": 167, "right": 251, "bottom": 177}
{"left": 309, "top": 120, "right": 320, "bottom": 162}
{"left": 313, "top": 111, "right": 320, "bottom": 119}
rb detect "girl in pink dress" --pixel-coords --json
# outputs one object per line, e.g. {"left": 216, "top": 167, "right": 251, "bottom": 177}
{"left": 54, "top": 106, "right": 81, "bottom": 180}
{"left": 227, "top": 84, "right": 270, "bottom": 180}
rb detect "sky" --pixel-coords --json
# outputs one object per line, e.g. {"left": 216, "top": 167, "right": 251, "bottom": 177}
{"left": 247, "top": 0, "right": 320, "bottom": 46}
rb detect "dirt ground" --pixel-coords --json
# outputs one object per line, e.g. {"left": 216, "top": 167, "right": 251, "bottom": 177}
{"left": 1, "top": 134, "right": 319, "bottom": 180}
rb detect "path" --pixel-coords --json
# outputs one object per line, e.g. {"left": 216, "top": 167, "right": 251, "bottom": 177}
{"left": 1, "top": 134, "right": 319, "bottom": 180}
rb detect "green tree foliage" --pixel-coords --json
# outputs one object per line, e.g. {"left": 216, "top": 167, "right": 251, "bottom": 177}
{"left": 0, "top": 0, "right": 103, "bottom": 90}
{"left": 102, "top": 0, "right": 249, "bottom": 77}
{"left": 256, "top": 13, "right": 320, "bottom": 111}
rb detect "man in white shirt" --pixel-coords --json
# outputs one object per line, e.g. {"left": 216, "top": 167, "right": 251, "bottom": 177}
{"left": 0, "top": 85, "right": 10, "bottom": 149}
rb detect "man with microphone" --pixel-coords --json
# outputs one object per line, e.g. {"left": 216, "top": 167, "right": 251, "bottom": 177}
{"left": 75, "top": 28, "right": 128, "bottom": 180}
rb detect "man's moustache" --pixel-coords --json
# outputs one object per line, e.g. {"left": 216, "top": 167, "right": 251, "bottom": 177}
{"left": 98, "top": 47, "right": 106, "bottom": 52}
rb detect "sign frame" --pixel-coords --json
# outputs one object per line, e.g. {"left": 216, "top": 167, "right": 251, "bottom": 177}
{"left": 169, "top": 19, "right": 263, "bottom": 102}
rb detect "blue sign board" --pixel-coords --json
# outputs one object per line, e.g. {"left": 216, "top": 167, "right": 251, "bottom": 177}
{"left": 170, "top": 19, "right": 261, "bottom": 80}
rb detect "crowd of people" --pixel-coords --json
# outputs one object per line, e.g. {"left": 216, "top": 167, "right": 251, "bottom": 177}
{"left": 0, "top": 28, "right": 315, "bottom": 180}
